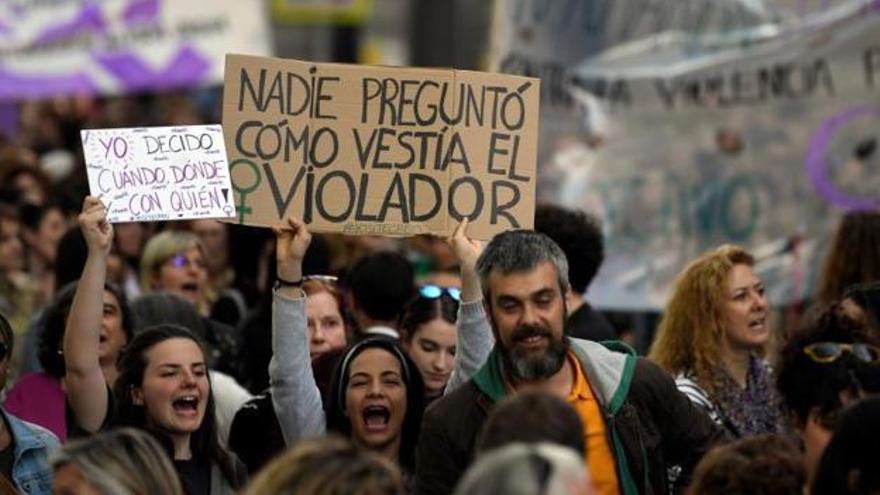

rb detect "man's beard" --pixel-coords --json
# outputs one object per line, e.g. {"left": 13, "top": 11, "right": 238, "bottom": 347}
{"left": 498, "top": 323, "right": 569, "bottom": 382}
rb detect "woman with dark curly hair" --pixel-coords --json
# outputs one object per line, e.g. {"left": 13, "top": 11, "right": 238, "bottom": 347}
{"left": 649, "top": 244, "right": 784, "bottom": 438}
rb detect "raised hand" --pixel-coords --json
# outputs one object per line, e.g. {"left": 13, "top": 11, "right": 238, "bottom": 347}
{"left": 78, "top": 196, "right": 113, "bottom": 256}
{"left": 273, "top": 217, "right": 312, "bottom": 284}
{"left": 447, "top": 218, "right": 484, "bottom": 302}
{"left": 447, "top": 218, "right": 484, "bottom": 273}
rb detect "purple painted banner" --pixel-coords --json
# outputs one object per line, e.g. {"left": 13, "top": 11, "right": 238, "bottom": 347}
{"left": 0, "top": 0, "right": 270, "bottom": 101}
{"left": 806, "top": 106, "right": 880, "bottom": 211}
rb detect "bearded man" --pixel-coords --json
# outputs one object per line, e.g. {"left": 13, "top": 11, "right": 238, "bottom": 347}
{"left": 414, "top": 230, "right": 725, "bottom": 495}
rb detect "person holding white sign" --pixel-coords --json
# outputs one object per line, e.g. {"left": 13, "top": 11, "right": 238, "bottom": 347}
{"left": 63, "top": 197, "right": 246, "bottom": 495}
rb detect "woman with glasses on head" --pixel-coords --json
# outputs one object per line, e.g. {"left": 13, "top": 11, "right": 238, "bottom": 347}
{"left": 649, "top": 245, "right": 785, "bottom": 438}
{"left": 400, "top": 285, "right": 460, "bottom": 404}
{"left": 776, "top": 307, "right": 880, "bottom": 485}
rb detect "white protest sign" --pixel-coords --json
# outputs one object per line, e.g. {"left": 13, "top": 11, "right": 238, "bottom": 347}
{"left": 81, "top": 125, "right": 236, "bottom": 223}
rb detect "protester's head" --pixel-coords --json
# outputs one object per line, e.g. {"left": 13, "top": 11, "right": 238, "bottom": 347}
{"left": 400, "top": 285, "right": 459, "bottom": 397}
{"left": 42, "top": 282, "right": 133, "bottom": 379}
{"left": 140, "top": 230, "right": 208, "bottom": 311}
{"left": 841, "top": 282, "right": 880, "bottom": 335}
{"left": 303, "top": 276, "right": 349, "bottom": 361}
{"left": 19, "top": 201, "right": 66, "bottom": 264}
{"left": 242, "top": 435, "right": 402, "bottom": 495}
{"left": 0, "top": 312, "right": 13, "bottom": 389}
{"left": 818, "top": 210, "right": 880, "bottom": 304}
{"left": 346, "top": 252, "right": 415, "bottom": 326}
{"left": 812, "top": 396, "right": 880, "bottom": 495}
{"left": 0, "top": 205, "right": 24, "bottom": 274}
{"left": 128, "top": 291, "right": 218, "bottom": 370}
{"left": 454, "top": 442, "right": 593, "bottom": 495}
{"left": 327, "top": 337, "right": 424, "bottom": 472}
{"left": 477, "top": 390, "right": 585, "bottom": 456}
{"left": 775, "top": 308, "right": 880, "bottom": 481}
{"left": 687, "top": 434, "right": 805, "bottom": 495}
{"left": 649, "top": 245, "right": 767, "bottom": 394}
{"left": 0, "top": 164, "right": 51, "bottom": 205}
{"left": 130, "top": 291, "right": 205, "bottom": 337}
{"left": 51, "top": 427, "right": 184, "bottom": 495}
{"left": 112, "top": 324, "right": 230, "bottom": 474}
{"left": 110, "top": 322, "right": 242, "bottom": 486}
{"left": 534, "top": 204, "right": 603, "bottom": 296}
{"left": 476, "top": 230, "right": 570, "bottom": 383}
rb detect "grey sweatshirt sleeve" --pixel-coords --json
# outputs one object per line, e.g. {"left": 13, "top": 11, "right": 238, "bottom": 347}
{"left": 270, "top": 290, "right": 327, "bottom": 443}
{"left": 445, "top": 299, "right": 494, "bottom": 394}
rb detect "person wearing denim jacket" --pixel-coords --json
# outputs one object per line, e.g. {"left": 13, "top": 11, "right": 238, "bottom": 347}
{"left": 1, "top": 408, "right": 59, "bottom": 495}
{"left": 0, "top": 310, "right": 59, "bottom": 494}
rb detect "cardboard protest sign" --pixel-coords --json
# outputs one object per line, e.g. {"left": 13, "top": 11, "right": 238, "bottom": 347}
{"left": 81, "top": 125, "right": 236, "bottom": 223}
{"left": 221, "top": 54, "right": 540, "bottom": 240}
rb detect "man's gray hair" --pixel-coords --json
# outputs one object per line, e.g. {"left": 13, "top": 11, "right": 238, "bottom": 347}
{"left": 476, "top": 230, "right": 570, "bottom": 300}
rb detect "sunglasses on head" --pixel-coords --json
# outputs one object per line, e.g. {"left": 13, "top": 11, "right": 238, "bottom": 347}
{"left": 803, "top": 342, "right": 880, "bottom": 365}
{"left": 419, "top": 285, "right": 461, "bottom": 301}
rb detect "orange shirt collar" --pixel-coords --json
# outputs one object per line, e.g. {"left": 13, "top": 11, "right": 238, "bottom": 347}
{"left": 567, "top": 351, "right": 593, "bottom": 401}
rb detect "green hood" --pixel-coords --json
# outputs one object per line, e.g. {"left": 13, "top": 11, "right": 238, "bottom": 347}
{"left": 471, "top": 338, "right": 641, "bottom": 495}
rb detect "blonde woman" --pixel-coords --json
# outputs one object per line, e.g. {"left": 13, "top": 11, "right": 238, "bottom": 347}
{"left": 140, "top": 230, "right": 211, "bottom": 315}
{"left": 52, "top": 428, "right": 184, "bottom": 495}
{"left": 649, "top": 245, "right": 784, "bottom": 438}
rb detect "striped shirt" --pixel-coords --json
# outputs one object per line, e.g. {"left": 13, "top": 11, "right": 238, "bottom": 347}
{"left": 674, "top": 373, "right": 723, "bottom": 426}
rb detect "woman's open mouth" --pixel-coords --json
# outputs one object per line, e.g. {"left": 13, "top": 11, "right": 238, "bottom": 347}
{"left": 361, "top": 405, "right": 391, "bottom": 433}
{"left": 172, "top": 396, "right": 200, "bottom": 417}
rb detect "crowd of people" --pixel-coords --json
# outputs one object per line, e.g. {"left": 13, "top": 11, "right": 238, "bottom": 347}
{"left": 0, "top": 94, "right": 878, "bottom": 494}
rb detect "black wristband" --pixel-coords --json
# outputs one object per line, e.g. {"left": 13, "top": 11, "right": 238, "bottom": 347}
{"left": 276, "top": 275, "right": 303, "bottom": 287}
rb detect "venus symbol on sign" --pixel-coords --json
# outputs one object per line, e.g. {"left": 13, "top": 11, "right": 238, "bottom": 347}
{"left": 229, "top": 159, "right": 262, "bottom": 224}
